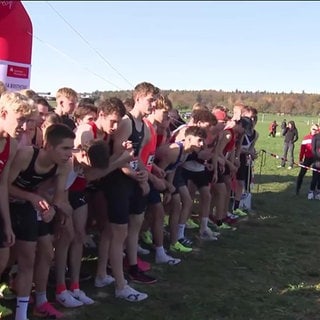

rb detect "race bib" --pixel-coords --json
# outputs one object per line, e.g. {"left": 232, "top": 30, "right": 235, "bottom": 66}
{"left": 147, "top": 155, "right": 155, "bottom": 167}
{"left": 130, "top": 159, "right": 139, "bottom": 171}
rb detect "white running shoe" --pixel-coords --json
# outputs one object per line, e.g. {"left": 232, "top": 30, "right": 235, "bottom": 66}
{"left": 56, "top": 290, "right": 83, "bottom": 308}
{"left": 94, "top": 275, "right": 115, "bottom": 288}
{"left": 307, "top": 191, "right": 314, "bottom": 200}
{"left": 199, "top": 228, "right": 219, "bottom": 241}
{"left": 155, "top": 253, "right": 181, "bottom": 265}
{"left": 137, "top": 245, "right": 150, "bottom": 255}
{"left": 69, "top": 289, "right": 94, "bottom": 305}
{"left": 115, "top": 285, "right": 148, "bottom": 302}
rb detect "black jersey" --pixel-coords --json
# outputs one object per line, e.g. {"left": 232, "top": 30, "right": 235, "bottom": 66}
{"left": 126, "top": 112, "right": 145, "bottom": 157}
{"left": 13, "top": 147, "right": 58, "bottom": 192}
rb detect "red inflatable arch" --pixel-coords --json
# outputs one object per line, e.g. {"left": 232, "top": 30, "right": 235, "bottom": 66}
{"left": 0, "top": 1, "right": 33, "bottom": 91}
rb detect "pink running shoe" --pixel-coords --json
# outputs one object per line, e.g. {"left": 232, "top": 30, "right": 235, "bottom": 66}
{"left": 33, "top": 301, "right": 64, "bottom": 319}
{"left": 137, "top": 256, "right": 151, "bottom": 272}
{"left": 124, "top": 256, "right": 151, "bottom": 273}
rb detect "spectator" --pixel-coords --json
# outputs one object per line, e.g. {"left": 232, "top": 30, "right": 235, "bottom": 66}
{"left": 281, "top": 119, "right": 287, "bottom": 136}
{"left": 296, "top": 124, "right": 319, "bottom": 195}
{"left": 268, "top": 120, "right": 278, "bottom": 137}
{"left": 278, "top": 120, "right": 298, "bottom": 169}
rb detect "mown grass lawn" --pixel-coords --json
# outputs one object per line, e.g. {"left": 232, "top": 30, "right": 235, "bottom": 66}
{"left": 5, "top": 114, "right": 320, "bottom": 320}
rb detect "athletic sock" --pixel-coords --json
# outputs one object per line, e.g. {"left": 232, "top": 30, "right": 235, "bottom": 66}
{"left": 234, "top": 200, "right": 240, "bottom": 210}
{"left": 155, "top": 246, "right": 166, "bottom": 260}
{"left": 177, "top": 224, "right": 185, "bottom": 239}
{"left": 200, "top": 217, "right": 208, "bottom": 232}
{"left": 56, "top": 283, "right": 67, "bottom": 295}
{"left": 69, "top": 282, "right": 80, "bottom": 291}
{"left": 35, "top": 291, "right": 47, "bottom": 307}
{"left": 15, "top": 296, "right": 29, "bottom": 320}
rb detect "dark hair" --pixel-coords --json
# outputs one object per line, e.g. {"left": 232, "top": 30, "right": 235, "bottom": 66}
{"left": 96, "top": 97, "right": 126, "bottom": 118}
{"left": 191, "top": 109, "right": 217, "bottom": 126}
{"left": 85, "top": 139, "right": 110, "bottom": 169}
{"left": 73, "top": 103, "right": 97, "bottom": 121}
{"left": 45, "top": 123, "right": 75, "bottom": 147}
{"left": 33, "top": 96, "right": 54, "bottom": 112}
{"left": 185, "top": 126, "right": 207, "bottom": 140}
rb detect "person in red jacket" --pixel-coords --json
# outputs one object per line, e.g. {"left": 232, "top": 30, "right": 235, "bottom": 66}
{"left": 296, "top": 124, "right": 319, "bottom": 195}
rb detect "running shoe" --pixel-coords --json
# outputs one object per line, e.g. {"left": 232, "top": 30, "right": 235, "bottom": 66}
{"left": 233, "top": 208, "right": 248, "bottom": 217}
{"left": 155, "top": 254, "right": 181, "bottom": 265}
{"left": 69, "top": 290, "right": 94, "bottom": 305}
{"left": 140, "top": 230, "right": 153, "bottom": 245}
{"left": 33, "top": 301, "right": 64, "bottom": 319}
{"left": 128, "top": 267, "right": 157, "bottom": 284}
{"left": 115, "top": 285, "right": 148, "bottom": 302}
{"left": 56, "top": 290, "right": 83, "bottom": 308}
{"left": 0, "top": 283, "right": 15, "bottom": 300}
{"left": 185, "top": 218, "right": 199, "bottom": 229}
{"left": 170, "top": 241, "right": 192, "bottom": 253}
{"left": 0, "top": 303, "right": 12, "bottom": 318}
{"left": 94, "top": 275, "right": 115, "bottom": 288}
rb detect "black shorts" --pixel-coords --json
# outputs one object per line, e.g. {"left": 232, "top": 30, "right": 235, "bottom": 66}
{"left": 172, "top": 166, "right": 187, "bottom": 195}
{"left": 69, "top": 190, "right": 88, "bottom": 210}
{"left": 236, "top": 154, "right": 250, "bottom": 181}
{"left": 147, "top": 182, "right": 162, "bottom": 205}
{"left": 10, "top": 202, "right": 54, "bottom": 242}
{"left": 180, "top": 168, "right": 211, "bottom": 189}
{"left": 101, "top": 170, "right": 147, "bottom": 224}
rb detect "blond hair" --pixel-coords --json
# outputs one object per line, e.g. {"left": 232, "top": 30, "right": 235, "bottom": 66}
{"left": 56, "top": 87, "right": 78, "bottom": 101}
{"left": 133, "top": 82, "right": 158, "bottom": 101}
{"left": 155, "top": 95, "right": 173, "bottom": 111}
{"left": 0, "top": 91, "right": 38, "bottom": 116}
{"left": 0, "top": 81, "right": 6, "bottom": 97}
{"left": 19, "top": 89, "right": 37, "bottom": 99}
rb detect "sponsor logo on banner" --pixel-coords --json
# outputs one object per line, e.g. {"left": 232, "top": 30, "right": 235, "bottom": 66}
{"left": 7, "top": 65, "right": 29, "bottom": 79}
{"left": 0, "top": 60, "right": 31, "bottom": 91}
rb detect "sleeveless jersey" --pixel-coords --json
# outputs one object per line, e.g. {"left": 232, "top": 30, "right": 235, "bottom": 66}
{"left": 127, "top": 113, "right": 145, "bottom": 171}
{"left": 13, "top": 147, "right": 58, "bottom": 192}
{"left": 165, "top": 142, "right": 187, "bottom": 173}
{"left": 140, "top": 118, "right": 157, "bottom": 172}
{"left": 87, "top": 121, "right": 108, "bottom": 140}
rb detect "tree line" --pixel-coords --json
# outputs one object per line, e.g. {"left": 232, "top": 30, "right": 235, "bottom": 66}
{"left": 88, "top": 89, "right": 320, "bottom": 115}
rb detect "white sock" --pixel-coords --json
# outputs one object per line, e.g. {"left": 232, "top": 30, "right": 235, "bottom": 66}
{"left": 200, "top": 217, "right": 208, "bottom": 232}
{"left": 155, "top": 246, "right": 166, "bottom": 259}
{"left": 177, "top": 224, "right": 185, "bottom": 240}
{"left": 15, "top": 296, "right": 29, "bottom": 320}
{"left": 35, "top": 291, "right": 47, "bottom": 307}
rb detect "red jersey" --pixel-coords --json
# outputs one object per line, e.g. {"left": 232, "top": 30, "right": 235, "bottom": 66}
{"left": 299, "top": 133, "right": 313, "bottom": 162}
{"left": 0, "top": 136, "right": 10, "bottom": 175}
{"left": 141, "top": 119, "right": 157, "bottom": 172}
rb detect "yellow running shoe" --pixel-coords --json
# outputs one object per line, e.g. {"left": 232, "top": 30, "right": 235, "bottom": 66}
{"left": 233, "top": 208, "right": 248, "bottom": 217}
{"left": 141, "top": 230, "right": 153, "bottom": 245}
{"left": 170, "top": 241, "right": 193, "bottom": 253}
{"left": 185, "top": 218, "right": 199, "bottom": 229}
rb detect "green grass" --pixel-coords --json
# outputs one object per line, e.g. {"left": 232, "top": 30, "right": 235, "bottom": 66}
{"left": 5, "top": 115, "right": 320, "bottom": 320}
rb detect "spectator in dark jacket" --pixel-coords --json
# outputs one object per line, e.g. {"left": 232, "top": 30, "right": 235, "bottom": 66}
{"left": 278, "top": 120, "right": 298, "bottom": 169}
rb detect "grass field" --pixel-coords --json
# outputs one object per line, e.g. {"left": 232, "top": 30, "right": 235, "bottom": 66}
{"left": 4, "top": 115, "right": 320, "bottom": 320}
